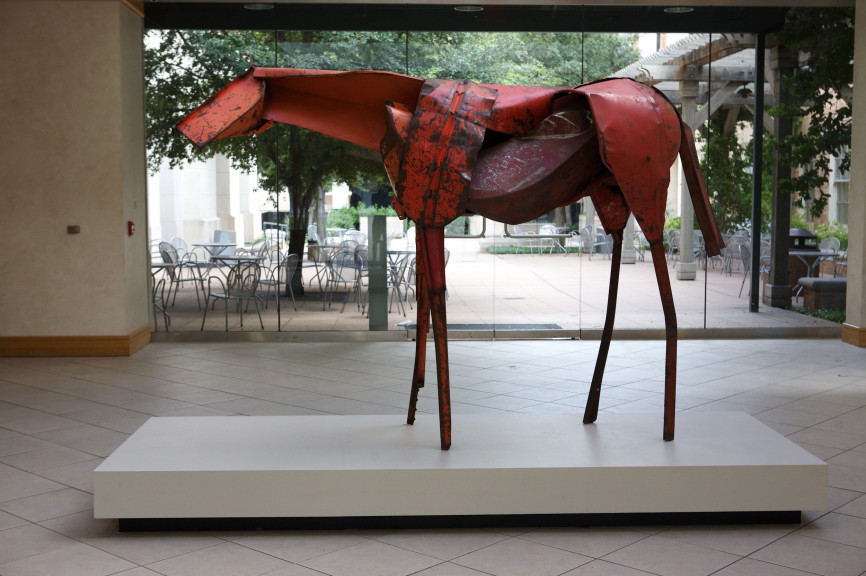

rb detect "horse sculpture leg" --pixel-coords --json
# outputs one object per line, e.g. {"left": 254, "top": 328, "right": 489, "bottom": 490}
{"left": 583, "top": 234, "right": 624, "bottom": 425}
{"left": 407, "top": 238, "right": 429, "bottom": 425}
{"left": 418, "top": 226, "right": 452, "bottom": 450}
{"left": 649, "top": 240, "right": 678, "bottom": 440}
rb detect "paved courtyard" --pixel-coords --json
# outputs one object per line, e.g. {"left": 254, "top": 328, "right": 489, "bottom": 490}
{"left": 156, "top": 239, "right": 841, "bottom": 338}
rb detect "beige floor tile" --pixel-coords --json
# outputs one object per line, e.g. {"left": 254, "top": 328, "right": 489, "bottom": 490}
{"left": 711, "top": 557, "right": 819, "bottom": 576}
{"left": 230, "top": 530, "right": 368, "bottom": 563}
{"left": 32, "top": 423, "right": 129, "bottom": 457}
{"left": 412, "top": 563, "right": 492, "bottom": 575}
{"left": 300, "top": 540, "right": 440, "bottom": 576}
{"left": 828, "top": 462, "right": 866, "bottom": 492}
{"left": 370, "top": 528, "right": 509, "bottom": 560}
{"left": 112, "top": 568, "right": 165, "bottom": 576}
{"left": 41, "top": 510, "right": 225, "bottom": 565}
{"left": 814, "top": 408, "right": 866, "bottom": 436}
{"left": 263, "top": 565, "right": 336, "bottom": 576}
{"left": 801, "top": 485, "right": 863, "bottom": 524}
{"left": 0, "top": 411, "right": 77, "bottom": 434}
{"left": 836, "top": 493, "right": 866, "bottom": 518}
{"left": 0, "top": 509, "right": 30, "bottom": 530}
{"left": 0, "top": 487, "right": 92, "bottom": 522}
{"left": 0, "top": 523, "right": 79, "bottom": 565}
{"left": 452, "top": 537, "right": 592, "bottom": 576}
{"left": 602, "top": 535, "right": 740, "bottom": 576}
{"left": 34, "top": 458, "right": 101, "bottom": 493}
{"left": 147, "top": 542, "right": 289, "bottom": 576}
{"left": 63, "top": 406, "right": 152, "bottom": 434}
{"left": 791, "top": 442, "right": 842, "bottom": 461}
{"left": 829, "top": 449, "right": 866, "bottom": 469}
{"left": 789, "top": 425, "right": 866, "bottom": 450}
{"left": 0, "top": 433, "right": 55, "bottom": 458}
{"left": 799, "top": 512, "right": 866, "bottom": 548}
{"left": 658, "top": 524, "right": 796, "bottom": 556}
{"left": 0, "top": 445, "right": 98, "bottom": 472}
{"left": 750, "top": 533, "right": 866, "bottom": 576}
{"left": 0, "top": 540, "right": 136, "bottom": 576}
{"left": 518, "top": 527, "right": 651, "bottom": 558}
{"left": 115, "top": 566, "right": 162, "bottom": 576}
{"left": 0, "top": 463, "right": 66, "bottom": 502}
{"left": 562, "top": 559, "right": 657, "bottom": 575}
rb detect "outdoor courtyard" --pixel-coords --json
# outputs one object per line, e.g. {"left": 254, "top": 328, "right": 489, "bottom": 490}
{"left": 153, "top": 238, "right": 841, "bottom": 338}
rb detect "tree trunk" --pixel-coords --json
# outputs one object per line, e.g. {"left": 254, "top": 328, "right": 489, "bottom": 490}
{"left": 287, "top": 126, "right": 308, "bottom": 297}
{"left": 316, "top": 187, "right": 327, "bottom": 244}
{"left": 555, "top": 206, "right": 566, "bottom": 228}
{"left": 288, "top": 227, "right": 307, "bottom": 296}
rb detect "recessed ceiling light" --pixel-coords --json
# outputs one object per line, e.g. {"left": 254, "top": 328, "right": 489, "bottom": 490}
{"left": 454, "top": 5, "right": 484, "bottom": 12}
{"left": 244, "top": 3, "right": 275, "bottom": 10}
{"left": 664, "top": 6, "right": 695, "bottom": 14}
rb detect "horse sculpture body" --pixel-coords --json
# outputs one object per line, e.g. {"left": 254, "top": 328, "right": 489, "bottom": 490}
{"left": 177, "top": 67, "right": 724, "bottom": 450}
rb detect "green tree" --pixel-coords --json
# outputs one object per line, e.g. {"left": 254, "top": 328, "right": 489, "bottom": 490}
{"left": 697, "top": 116, "right": 774, "bottom": 234}
{"left": 771, "top": 7, "right": 854, "bottom": 218}
{"left": 697, "top": 116, "right": 753, "bottom": 233}
{"left": 407, "top": 32, "right": 638, "bottom": 86}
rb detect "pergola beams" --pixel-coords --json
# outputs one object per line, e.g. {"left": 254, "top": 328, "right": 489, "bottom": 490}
{"left": 614, "top": 33, "right": 770, "bottom": 116}
{"left": 629, "top": 64, "right": 756, "bottom": 84}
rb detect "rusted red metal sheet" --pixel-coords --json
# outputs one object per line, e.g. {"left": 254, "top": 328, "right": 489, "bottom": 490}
{"left": 175, "top": 69, "right": 273, "bottom": 148}
{"left": 393, "top": 79, "right": 496, "bottom": 227}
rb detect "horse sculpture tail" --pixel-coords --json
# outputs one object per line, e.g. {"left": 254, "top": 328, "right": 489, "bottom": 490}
{"left": 679, "top": 123, "right": 725, "bottom": 257}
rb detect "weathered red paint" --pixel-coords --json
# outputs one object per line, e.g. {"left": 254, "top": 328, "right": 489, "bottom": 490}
{"left": 393, "top": 79, "right": 496, "bottom": 227}
{"left": 177, "top": 67, "right": 725, "bottom": 450}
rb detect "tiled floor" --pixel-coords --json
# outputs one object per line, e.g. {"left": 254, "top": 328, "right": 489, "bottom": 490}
{"left": 2, "top": 338, "right": 866, "bottom": 575}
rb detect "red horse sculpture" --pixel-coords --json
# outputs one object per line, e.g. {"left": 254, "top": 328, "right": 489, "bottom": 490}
{"left": 177, "top": 67, "right": 724, "bottom": 450}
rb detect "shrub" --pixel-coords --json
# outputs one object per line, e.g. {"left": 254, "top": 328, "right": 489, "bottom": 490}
{"left": 327, "top": 206, "right": 358, "bottom": 230}
{"left": 327, "top": 202, "right": 398, "bottom": 231}
{"left": 813, "top": 221, "right": 848, "bottom": 250}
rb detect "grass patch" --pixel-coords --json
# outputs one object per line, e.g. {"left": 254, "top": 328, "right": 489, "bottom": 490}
{"left": 788, "top": 306, "right": 846, "bottom": 323}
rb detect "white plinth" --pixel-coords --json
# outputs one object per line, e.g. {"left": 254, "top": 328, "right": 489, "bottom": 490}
{"left": 94, "top": 412, "right": 827, "bottom": 526}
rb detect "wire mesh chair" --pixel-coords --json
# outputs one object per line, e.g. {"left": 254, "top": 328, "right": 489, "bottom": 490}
{"left": 152, "top": 277, "right": 170, "bottom": 331}
{"left": 259, "top": 253, "right": 299, "bottom": 310}
{"left": 738, "top": 243, "right": 771, "bottom": 298}
{"left": 201, "top": 261, "right": 264, "bottom": 331}
{"left": 158, "top": 241, "right": 204, "bottom": 310}
{"left": 580, "top": 225, "right": 610, "bottom": 260}
{"left": 323, "top": 248, "right": 363, "bottom": 312}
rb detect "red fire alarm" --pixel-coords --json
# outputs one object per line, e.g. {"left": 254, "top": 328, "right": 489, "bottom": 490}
{"left": 127, "top": 221, "right": 135, "bottom": 236}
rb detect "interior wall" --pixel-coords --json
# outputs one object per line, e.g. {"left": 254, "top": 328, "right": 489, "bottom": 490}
{"left": 0, "top": 0, "right": 149, "bottom": 354}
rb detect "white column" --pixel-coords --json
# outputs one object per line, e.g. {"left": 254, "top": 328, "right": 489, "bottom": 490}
{"left": 677, "top": 79, "right": 698, "bottom": 281}
{"left": 622, "top": 215, "right": 636, "bottom": 264}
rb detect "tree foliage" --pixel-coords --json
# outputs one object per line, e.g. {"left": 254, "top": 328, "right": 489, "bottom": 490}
{"left": 771, "top": 7, "right": 854, "bottom": 218}
{"left": 697, "top": 116, "right": 755, "bottom": 233}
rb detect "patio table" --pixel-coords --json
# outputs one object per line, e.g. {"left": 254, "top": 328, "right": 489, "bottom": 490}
{"left": 193, "top": 242, "right": 236, "bottom": 259}
{"left": 790, "top": 250, "right": 838, "bottom": 278}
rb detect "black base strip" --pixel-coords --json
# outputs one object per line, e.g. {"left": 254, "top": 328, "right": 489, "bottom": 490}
{"left": 119, "top": 510, "right": 800, "bottom": 532}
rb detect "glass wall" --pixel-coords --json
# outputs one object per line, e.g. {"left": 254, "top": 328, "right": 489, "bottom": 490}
{"left": 147, "top": 30, "right": 762, "bottom": 336}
